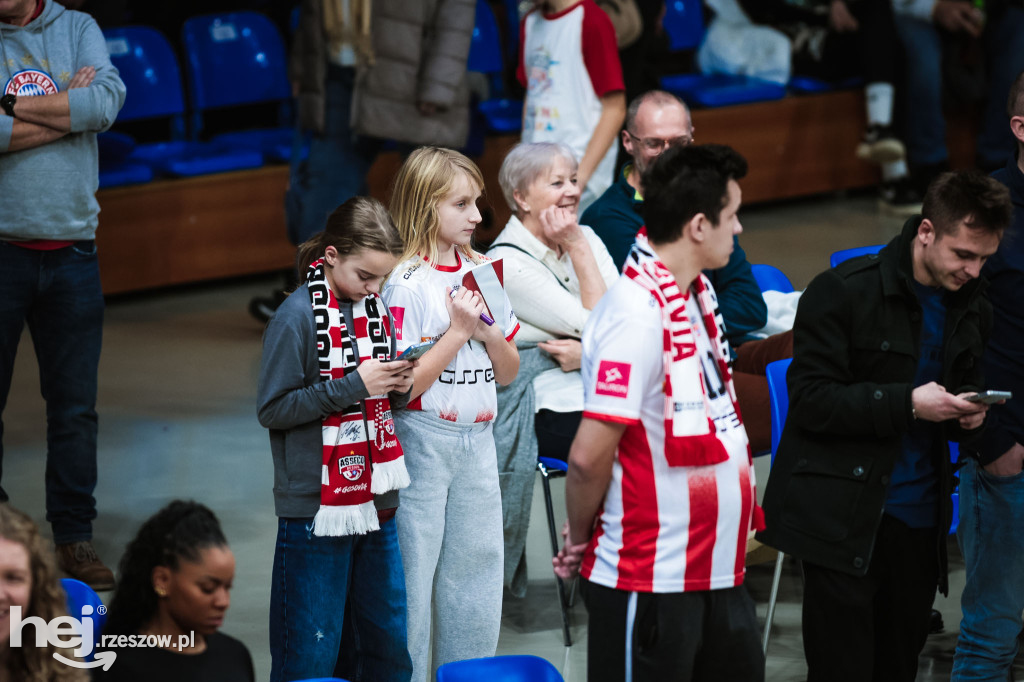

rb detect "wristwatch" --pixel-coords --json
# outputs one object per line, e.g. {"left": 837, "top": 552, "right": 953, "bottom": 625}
{"left": 0, "top": 94, "right": 15, "bottom": 117}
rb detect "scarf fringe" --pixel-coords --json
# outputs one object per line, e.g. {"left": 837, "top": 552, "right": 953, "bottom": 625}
{"left": 312, "top": 501, "right": 380, "bottom": 537}
{"left": 370, "top": 458, "right": 411, "bottom": 494}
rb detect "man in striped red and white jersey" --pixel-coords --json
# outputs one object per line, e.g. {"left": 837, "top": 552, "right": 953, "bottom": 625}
{"left": 554, "top": 145, "right": 765, "bottom": 682}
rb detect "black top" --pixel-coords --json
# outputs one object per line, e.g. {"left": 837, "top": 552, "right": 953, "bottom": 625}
{"left": 91, "top": 632, "right": 254, "bottom": 682}
{"left": 757, "top": 216, "right": 991, "bottom": 593}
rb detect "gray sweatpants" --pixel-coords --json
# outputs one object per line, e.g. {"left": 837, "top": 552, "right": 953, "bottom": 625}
{"left": 393, "top": 410, "right": 504, "bottom": 682}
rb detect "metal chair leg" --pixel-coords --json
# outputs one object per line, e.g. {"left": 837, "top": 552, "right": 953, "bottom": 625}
{"left": 539, "top": 462, "right": 572, "bottom": 647}
{"left": 762, "top": 550, "right": 785, "bottom": 654}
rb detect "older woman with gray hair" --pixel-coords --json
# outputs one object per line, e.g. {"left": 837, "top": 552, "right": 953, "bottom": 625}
{"left": 488, "top": 142, "right": 618, "bottom": 596}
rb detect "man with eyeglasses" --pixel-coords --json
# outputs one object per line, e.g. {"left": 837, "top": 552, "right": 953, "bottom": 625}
{"left": 582, "top": 90, "right": 788, "bottom": 453}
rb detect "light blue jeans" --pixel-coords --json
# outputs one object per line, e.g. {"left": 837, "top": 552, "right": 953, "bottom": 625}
{"left": 894, "top": 7, "right": 1024, "bottom": 169}
{"left": 952, "top": 457, "right": 1024, "bottom": 680}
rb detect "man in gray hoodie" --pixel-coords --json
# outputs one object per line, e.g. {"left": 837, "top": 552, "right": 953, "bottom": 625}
{"left": 0, "top": 0, "right": 125, "bottom": 589}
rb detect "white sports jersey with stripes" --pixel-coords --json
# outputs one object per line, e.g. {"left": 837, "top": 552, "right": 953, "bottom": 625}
{"left": 382, "top": 252, "right": 519, "bottom": 424}
{"left": 580, "top": 275, "right": 757, "bottom": 593}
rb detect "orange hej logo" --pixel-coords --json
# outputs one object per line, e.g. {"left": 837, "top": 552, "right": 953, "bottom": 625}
{"left": 596, "top": 360, "right": 631, "bottom": 398}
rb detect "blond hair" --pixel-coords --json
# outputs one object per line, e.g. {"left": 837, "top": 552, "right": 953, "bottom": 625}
{"left": 389, "top": 146, "right": 486, "bottom": 267}
{"left": 0, "top": 505, "right": 87, "bottom": 682}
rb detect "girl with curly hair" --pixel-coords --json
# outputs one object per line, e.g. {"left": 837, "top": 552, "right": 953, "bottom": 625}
{"left": 0, "top": 504, "right": 86, "bottom": 682}
{"left": 96, "top": 500, "right": 253, "bottom": 681}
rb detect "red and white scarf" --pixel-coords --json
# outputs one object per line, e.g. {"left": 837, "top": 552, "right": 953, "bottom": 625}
{"left": 308, "top": 258, "right": 409, "bottom": 536}
{"left": 623, "top": 232, "right": 745, "bottom": 467}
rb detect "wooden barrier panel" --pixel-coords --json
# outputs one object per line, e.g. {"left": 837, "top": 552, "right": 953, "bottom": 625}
{"left": 96, "top": 167, "right": 294, "bottom": 295}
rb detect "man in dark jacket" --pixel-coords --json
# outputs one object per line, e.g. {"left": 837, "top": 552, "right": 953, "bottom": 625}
{"left": 758, "top": 169, "right": 1012, "bottom": 682}
{"left": 952, "top": 69, "right": 1024, "bottom": 680}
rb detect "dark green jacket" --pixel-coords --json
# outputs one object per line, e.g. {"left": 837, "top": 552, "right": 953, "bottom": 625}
{"left": 756, "top": 217, "right": 991, "bottom": 593}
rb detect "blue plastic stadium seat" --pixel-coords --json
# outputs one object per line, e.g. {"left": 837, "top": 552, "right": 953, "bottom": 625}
{"left": 99, "top": 162, "right": 154, "bottom": 188}
{"left": 61, "top": 578, "right": 105, "bottom": 662}
{"left": 663, "top": 0, "right": 705, "bottom": 51}
{"left": 765, "top": 358, "right": 793, "bottom": 464}
{"left": 660, "top": 73, "right": 787, "bottom": 108}
{"left": 130, "top": 140, "right": 264, "bottom": 176}
{"left": 103, "top": 25, "right": 264, "bottom": 178}
{"left": 789, "top": 75, "right": 864, "bottom": 94}
{"left": 829, "top": 244, "right": 884, "bottom": 268}
{"left": 436, "top": 655, "right": 564, "bottom": 682}
{"left": 183, "top": 11, "right": 295, "bottom": 162}
{"left": 468, "top": 0, "right": 522, "bottom": 134}
{"left": 751, "top": 264, "right": 795, "bottom": 294}
{"left": 468, "top": 0, "right": 504, "bottom": 75}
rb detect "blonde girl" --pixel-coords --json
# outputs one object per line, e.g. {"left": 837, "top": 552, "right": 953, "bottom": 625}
{"left": 382, "top": 147, "right": 520, "bottom": 680}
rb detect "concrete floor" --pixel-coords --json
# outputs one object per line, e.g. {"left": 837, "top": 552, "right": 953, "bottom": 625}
{"left": 4, "top": 192, "right": 1022, "bottom": 680}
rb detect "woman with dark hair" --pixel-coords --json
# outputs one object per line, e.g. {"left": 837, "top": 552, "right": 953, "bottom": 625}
{"left": 96, "top": 501, "right": 253, "bottom": 681}
{"left": 0, "top": 504, "right": 87, "bottom": 682}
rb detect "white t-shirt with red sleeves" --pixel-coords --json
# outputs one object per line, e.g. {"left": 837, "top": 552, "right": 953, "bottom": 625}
{"left": 382, "top": 252, "right": 520, "bottom": 425}
{"left": 517, "top": 0, "right": 624, "bottom": 207}
{"left": 579, "top": 275, "right": 757, "bottom": 594}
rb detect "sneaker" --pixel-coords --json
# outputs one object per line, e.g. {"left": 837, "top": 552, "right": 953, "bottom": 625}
{"left": 857, "top": 125, "right": 906, "bottom": 164}
{"left": 879, "top": 177, "right": 923, "bottom": 217}
{"left": 248, "top": 290, "right": 288, "bottom": 324}
{"left": 56, "top": 541, "right": 115, "bottom": 591}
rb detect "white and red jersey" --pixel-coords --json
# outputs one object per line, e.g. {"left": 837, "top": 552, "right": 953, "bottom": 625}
{"left": 579, "top": 275, "right": 758, "bottom": 593}
{"left": 517, "top": 1, "right": 624, "bottom": 205}
{"left": 382, "top": 252, "right": 519, "bottom": 425}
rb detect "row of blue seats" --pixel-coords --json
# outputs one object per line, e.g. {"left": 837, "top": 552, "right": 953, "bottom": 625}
{"left": 100, "top": 1, "right": 862, "bottom": 190}
{"left": 99, "top": 11, "right": 294, "bottom": 188}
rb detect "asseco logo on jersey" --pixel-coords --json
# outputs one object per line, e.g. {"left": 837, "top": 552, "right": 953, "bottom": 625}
{"left": 595, "top": 360, "right": 631, "bottom": 398}
{"left": 4, "top": 69, "right": 59, "bottom": 97}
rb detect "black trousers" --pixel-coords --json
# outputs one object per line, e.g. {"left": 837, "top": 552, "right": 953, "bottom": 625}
{"left": 802, "top": 515, "right": 940, "bottom": 682}
{"left": 583, "top": 580, "right": 765, "bottom": 682}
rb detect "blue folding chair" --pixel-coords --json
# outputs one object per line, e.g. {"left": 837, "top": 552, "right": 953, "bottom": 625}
{"left": 537, "top": 456, "right": 574, "bottom": 646}
{"left": 829, "top": 244, "right": 884, "bottom": 268}
{"left": 103, "top": 26, "right": 264, "bottom": 178}
{"left": 436, "top": 655, "right": 564, "bottom": 681}
{"left": 751, "top": 264, "right": 794, "bottom": 294}
{"left": 61, "top": 578, "right": 105, "bottom": 662}
{"left": 468, "top": 0, "right": 522, "bottom": 134}
{"left": 762, "top": 358, "right": 793, "bottom": 653}
{"left": 182, "top": 11, "right": 294, "bottom": 161}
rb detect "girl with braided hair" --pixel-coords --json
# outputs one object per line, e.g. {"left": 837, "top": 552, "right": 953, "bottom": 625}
{"left": 96, "top": 500, "right": 253, "bottom": 681}
{"left": 0, "top": 504, "right": 86, "bottom": 682}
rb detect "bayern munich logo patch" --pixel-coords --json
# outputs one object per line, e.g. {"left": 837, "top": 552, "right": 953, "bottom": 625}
{"left": 4, "top": 69, "right": 59, "bottom": 97}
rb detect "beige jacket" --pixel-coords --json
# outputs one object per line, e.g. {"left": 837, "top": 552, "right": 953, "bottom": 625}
{"left": 291, "top": 0, "right": 475, "bottom": 148}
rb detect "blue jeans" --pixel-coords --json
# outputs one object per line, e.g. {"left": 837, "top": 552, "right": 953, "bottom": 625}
{"left": 269, "top": 516, "right": 412, "bottom": 682}
{"left": 952, "top": 457, "right": 1024, "bottom": 680}
{"left": 0, "top": 241, "right": 103, "bottom": 544}
{"left": 894, "top": 8, "right": 1024, "bottom": 169}
{"left": 285, "top": 65, "right": 381, "bottom": 246}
